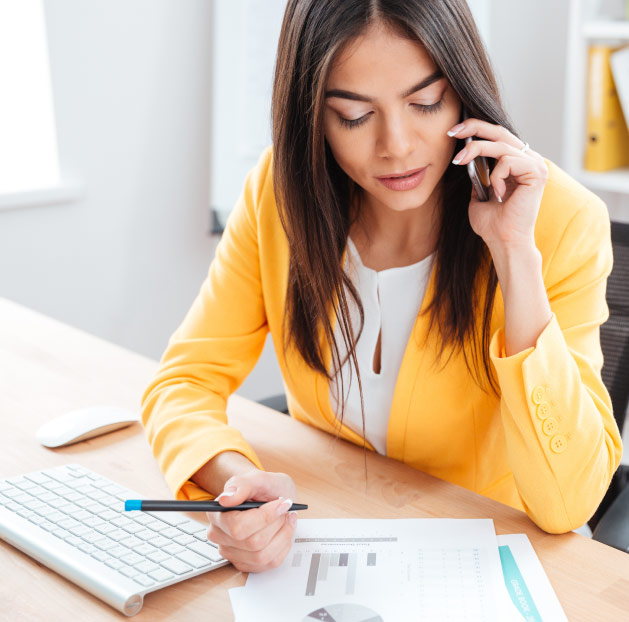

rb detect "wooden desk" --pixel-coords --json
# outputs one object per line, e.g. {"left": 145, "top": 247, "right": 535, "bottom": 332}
{"left": 1, "top": 298, "right": 628, "bottom": 621}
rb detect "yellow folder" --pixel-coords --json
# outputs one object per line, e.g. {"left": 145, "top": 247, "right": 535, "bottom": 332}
{"left": 584, "top": 45, "right": 629, "bottom": 172}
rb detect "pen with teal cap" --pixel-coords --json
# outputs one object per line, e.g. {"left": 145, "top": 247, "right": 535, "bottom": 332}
{"left": 124, "top": 499, "right": 308, "bottom": 512}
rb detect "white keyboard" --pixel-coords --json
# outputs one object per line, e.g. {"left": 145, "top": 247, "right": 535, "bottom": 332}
{"left": 0, "top": 464, "right": 229, "bottom": 616}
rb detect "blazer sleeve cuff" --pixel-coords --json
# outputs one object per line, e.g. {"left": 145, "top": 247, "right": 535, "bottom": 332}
{"left": 160, "top": 425, "right": 264, "bottom": 501}
{"left": 489, "top": 313, "right": 556, "bottom": 370}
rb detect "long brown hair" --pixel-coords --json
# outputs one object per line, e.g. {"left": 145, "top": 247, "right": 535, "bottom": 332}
{"left": 272, "top": 0, "right": 519, "bottom": 419}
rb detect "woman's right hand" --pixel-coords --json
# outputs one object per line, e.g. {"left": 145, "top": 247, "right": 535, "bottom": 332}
{"left": 205, "top": 470, "right": 298, "bottom": 573}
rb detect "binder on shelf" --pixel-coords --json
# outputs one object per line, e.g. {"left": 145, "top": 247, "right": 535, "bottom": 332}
{"left": 584, "top": 44, "right": 629, "bottom": 172}
{"left": 611, "top": 46, "right": 629, "bottom": 131}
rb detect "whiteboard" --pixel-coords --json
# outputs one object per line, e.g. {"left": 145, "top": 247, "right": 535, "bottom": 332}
{"left": 209, "top": 0, "right": 491, "bottom": 226}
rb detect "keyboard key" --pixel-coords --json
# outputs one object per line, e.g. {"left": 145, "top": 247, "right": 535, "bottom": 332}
{"left": 136, "top": 529, "right": 158, "bottom": 541}
{"left": 91, "top": 550, "right": 112, "bottom": 563}
{"left": 12, "top": 493, "right": 33, "bottom": 504}
{"left": 132, "top": 543, "right": 156, "bottom": 556}
{"left": 120, "top": 552, "right": 144, "bottom": 566}
{"left": 83, "top": 532, "right": 108, "bottom": 545}
{"left": 79, "top": 543, "right": 97, "bottom": 554}
{"left": 62, "top": 492, "right": 83, "bottom": 503}
{"left": 145, "top": 519, "right": 169, "bottom": 532}
{"left": 94, "top": 523, "right": 117, "bottom": 535}
{"left": 160, "top": 527, "right": 183, "bottom": 539}
{"left": 3, "top": 488, "right": 26, "bottom": 499}
{"left": 149, "top": 535, "right": 171, "bottom": 549}
{"left": 193, "top": 530, "right": 208, "bottom": 541}
{"left": 38, "top": 491, "right": 58, "bottom": 503}
{"left": 64, "top": 535, "right": 83, "bottom": 547}
{"left": 102, "top": 483, "right": 125, "bottom": 495}
{"left": 161, "top": 557, "right": 193, "bottom": 575}
{"left": 101, "top": 495, "right": 123, "bottom": 509}
{"left": 52, "top": 528, "right": 71, "bottom": 540}
{"left": 187, "top": 541, "right": 224, "bottom": 562}
{"left": 43, "top": 511, "right": 66, "bottom": 523}
{"left": 147, "top": 512, "right": 188, "bottom": 527}
{"left": 163, "top": 543, "right": 185, "bottom": 555}
{"left": 24, "top": 472, "right": 51, "bottom": 484}
{"left": 111, "top": 516, "right": 131, "bottom": 528}
{"left": 134, "top": 514, "right": 155, "bottom": 526}
{"left": 48, "top": 469, "right": 75, "bottom": 483}
{"left": 105, "top": 558, "right": 125, "bottom": 570}
{"left": 133, "top": 575, "right": 157, "bottom": 587}
{"left": 58, "top": 517, "right": 81, "bottom": 530}
{"left": 173, "top": 534, "right": 195, "bottom": 546}
{"left": 40, "top": 520, "right": 57, "bottom": 532}
{"left": 83, "top": 516, "right": 104, "bottom": 528}
{"left": 178, "top": 521, "right": 206, "bottom": 535}
{"left": 109, "top": 545, "right": 130, "bottom": 558}
{"left": 175, "top": 550, "right": 210, "bottom": 569}
{"left": 133, "top": 560, "right": 160, "bottom": 574}
{"left": 120, "top": 565, "right": 140, "bottom": 578}
{"left": 94, "top": 537, "right": 117, "bottom": 551}
{"left": 14, "top": 479, "right": 37, "bottom": 491}
{"left": 99, "top": 509, "right": 119, "bottom": 521}
{"left": 119, "top": 536, "right": 143, "bottom": 549}
{"left": 27, "top": 514, "right": 46, "bottom": 525}
{"left": 69, "top": 525, "right": 92, "bottom": 537}
{"left": 108, "top": 528, "right": 130, "bottom": 542}
{"left": 87, "top": 490, "right": 107, "bottom": 500}
{"left": 148, "top": 568, "right": 175, "bottom": 582}
{"left": 147, "top": 550, "right": 170, "bottom": 564}
{"left": 41, "top": 481, "right": 64, "bottom": 491}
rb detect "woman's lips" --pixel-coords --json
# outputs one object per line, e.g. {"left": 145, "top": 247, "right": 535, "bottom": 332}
{"left": 376, "top": 166, "right": 427, "bottom": 191}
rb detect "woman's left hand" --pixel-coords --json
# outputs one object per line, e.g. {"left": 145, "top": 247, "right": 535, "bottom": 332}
{"left": 447, "top": 118, "right": 549, "bottom": 253}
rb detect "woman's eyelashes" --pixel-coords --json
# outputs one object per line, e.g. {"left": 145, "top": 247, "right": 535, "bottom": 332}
{"left": 337, "top": 98, "right": 445, "bottom": 130}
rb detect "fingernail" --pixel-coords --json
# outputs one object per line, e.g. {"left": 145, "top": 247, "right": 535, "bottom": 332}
{"left": 452, "top": 149, "right": 467, "bottom": 165}
{"left": 288, "top": 511, "right": 297, "bottom": 526}
{"left": 276, "top": 498, "right": 292, "bottom": 515}
{"left": 497, "top": 193, "right": 503, "bottom": 203}
{"left": 447, "top": 123, "right": 465, "bottom": 137}
{"left": 215, "top": 490, "right": 235, "bottom": 502}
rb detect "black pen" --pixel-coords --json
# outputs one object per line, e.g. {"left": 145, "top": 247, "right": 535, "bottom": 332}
{"left": 124, "top": 499, "right": 308, "bottom": 512}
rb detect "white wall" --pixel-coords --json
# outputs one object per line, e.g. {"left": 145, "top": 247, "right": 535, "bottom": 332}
{"left": 1, "top": 0, "right": 215, "bottom": 360}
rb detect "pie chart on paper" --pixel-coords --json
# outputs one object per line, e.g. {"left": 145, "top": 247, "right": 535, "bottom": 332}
{"left": 303, "top": 603, "right": 384, "bottom": 621}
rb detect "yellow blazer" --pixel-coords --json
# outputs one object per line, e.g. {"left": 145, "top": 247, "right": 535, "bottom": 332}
{"left": 141, "top": 146, "right": 623, "bottom": 534}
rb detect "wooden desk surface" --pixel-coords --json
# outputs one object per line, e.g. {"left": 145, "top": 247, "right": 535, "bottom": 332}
{"left": 1, "top": 298, "right": 628, "bottom": 621}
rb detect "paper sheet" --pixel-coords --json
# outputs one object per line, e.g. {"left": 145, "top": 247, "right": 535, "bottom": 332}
{"left": 229, "top": 518, "right": 518, "bottom": 621}
{"left": 497, "top": 534, "right": 568, "bottom": 622}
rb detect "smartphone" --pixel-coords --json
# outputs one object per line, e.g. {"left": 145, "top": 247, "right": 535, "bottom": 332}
{"left": 463, "top": 112, "right": 490, "bottom": 202}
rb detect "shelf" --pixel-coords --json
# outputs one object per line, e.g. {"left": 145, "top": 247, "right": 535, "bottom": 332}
{"left": 583, "top": 20, "right": 629, "bottom": 40}
{"left": 578, "top": 168, "right": 629, "bottom": 194}
{"left": 0, "top": 180, "right": 84, "bottom": 212}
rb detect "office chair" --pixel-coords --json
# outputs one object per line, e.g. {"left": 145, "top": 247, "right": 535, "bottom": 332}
{"left": 589, "top": 220, "right": 629, "bottom": 553}
{"left": 257, "top": 223, "right": 629, "bottom": 551}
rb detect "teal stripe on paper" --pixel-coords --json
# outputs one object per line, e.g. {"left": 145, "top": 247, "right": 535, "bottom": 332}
{"left": 499, "top": 545, "right": 543, "bottom": 622}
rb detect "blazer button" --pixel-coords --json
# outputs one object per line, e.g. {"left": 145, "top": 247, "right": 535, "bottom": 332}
{"left": 542, "top": 417, "right": 559, "bottom": 436}
{"left": 532, "top": 386, "right": 546, "bottom": 404}
{"left": 536, "top": 402, "right": 551, "bottom": 420}
{"left": 550, "top": 435, "right": 567, "bottom": 454}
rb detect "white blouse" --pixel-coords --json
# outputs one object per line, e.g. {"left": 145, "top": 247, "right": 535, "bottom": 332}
{"left": 329, "top": 237, "right": 434, "bottom": 455}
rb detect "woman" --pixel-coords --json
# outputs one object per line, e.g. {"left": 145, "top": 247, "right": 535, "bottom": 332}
{"left": 141, "top": 0, "right": 622, "bottom": 573}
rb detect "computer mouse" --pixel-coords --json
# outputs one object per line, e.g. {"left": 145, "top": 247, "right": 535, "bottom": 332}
{"left": 36, "top": 406, "right": 140, "bottom": 448}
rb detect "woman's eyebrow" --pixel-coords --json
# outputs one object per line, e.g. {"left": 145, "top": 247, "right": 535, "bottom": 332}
{"left": 324, "top": 70, "right": 444, "bottom": 103}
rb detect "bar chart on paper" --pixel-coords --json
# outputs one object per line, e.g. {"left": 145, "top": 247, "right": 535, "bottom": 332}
{"left": 292, "top": 537, "right": 395, "bottom": 597}
{"left": 229, "top": 519, "right": 511, "bottom": 622}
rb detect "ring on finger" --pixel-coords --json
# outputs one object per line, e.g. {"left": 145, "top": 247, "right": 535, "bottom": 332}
{"left": 519, "top": 141, "right": 530, "bottom": 154}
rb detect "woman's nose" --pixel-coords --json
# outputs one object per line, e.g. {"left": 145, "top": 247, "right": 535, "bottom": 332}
{"left": 376, "top": 114, "right": 416, "bottom": 160}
